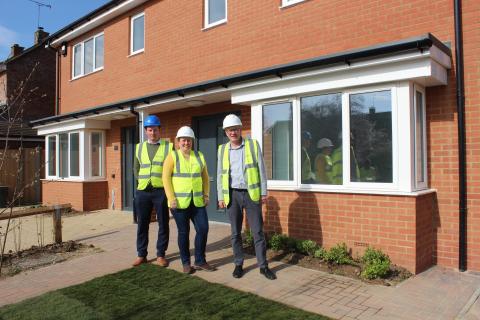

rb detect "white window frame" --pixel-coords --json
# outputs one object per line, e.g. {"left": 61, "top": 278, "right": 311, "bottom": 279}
{"left": 204, "top": 0, "right": 227, "bottom": 29}
{"left": 71, "top": 32, "right": 104, "bottom": 79}
{"left": 255, "top": 99, "right": 298, "bottom": 187}
{"left": 68, "top": 131, "right": 81, "bottom": 177}
{"left": 130, "top": 12, "right": 145, "bottom": 55}
{"left": 88, "top": 131, "right": 105, "bottom": 179}
{"left": 413, "top": 84, "right": 428, "bottom": 190}
{"left": 46, "top": 135, "right": 57, "bottom": 179}
{"left": 281, "top": 0, "right": 306, "bottom": 8}
{"left": 252, "top": 82, "right": 428, "bottom": 195}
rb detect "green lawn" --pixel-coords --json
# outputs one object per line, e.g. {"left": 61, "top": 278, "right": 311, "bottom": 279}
{"left": 0, "top": 264, "right": 330, "bottom": 320}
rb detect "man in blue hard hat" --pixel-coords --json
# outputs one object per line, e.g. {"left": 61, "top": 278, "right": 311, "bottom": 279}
{"left": 132, "top": 114, "right": 173, "bottom": 267}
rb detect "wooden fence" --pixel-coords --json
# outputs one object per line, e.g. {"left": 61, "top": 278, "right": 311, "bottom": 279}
{"left": 0, "top": 147, "right": 43, "bottom": 206}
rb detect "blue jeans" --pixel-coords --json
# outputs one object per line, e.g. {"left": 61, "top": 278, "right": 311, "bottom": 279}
{"left": 134, "top": 188, "right": 169, "bottom": 258}
{"left": 171, "top": 202, "right": 209, "bottom": 266}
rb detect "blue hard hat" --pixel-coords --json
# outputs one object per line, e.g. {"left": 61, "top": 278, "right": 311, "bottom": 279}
{"left": 302, "top": 130, "right": 312, "bottom": 140}
{"left": 144, "top": 115, "right": 161, "bottom": 127}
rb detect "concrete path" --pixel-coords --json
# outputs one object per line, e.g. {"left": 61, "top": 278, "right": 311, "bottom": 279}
{"left": 1, "top": 209, "right": 479, "bottom": 320}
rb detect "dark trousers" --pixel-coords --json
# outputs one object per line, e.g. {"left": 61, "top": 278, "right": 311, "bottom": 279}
{"left": 171, "top": 201, "right": 209, "bottom": 266}
{"left": 227, "top": 189, "right": 267, "bottom": 268}
{"left": 135, "top": 188, "right": 169, "bottom": 258}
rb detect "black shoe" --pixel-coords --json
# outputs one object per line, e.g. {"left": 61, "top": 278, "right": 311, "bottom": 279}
{"left": 232, "top": 265, "right": 244, "bottom": 278}
{"left": 260, "top": 267, "right": 277, "bottom": 280}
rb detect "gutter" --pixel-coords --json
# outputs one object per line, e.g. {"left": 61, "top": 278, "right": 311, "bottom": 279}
{"left": 129, "top": 105, "right": 140, "bottom": 144}
{"left": 454, "top": 0, "right": 467, "bottom": 272}
{"left": 30, "top": 33, "right": 451, "bottom": 127}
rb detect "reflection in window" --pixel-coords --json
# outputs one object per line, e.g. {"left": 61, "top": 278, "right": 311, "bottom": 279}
{"left": 206, "top": 0, "right": 226, "bottom": 26}
{"left": 59, "top": 133, "right": 68, "bottom": 178}
{"left": 415, "top": 91, "right": 425, "bottom": 184}
{"left": 48, "top": 136, "right": 56, "bottom": 176}
{"left": 301, "top": 93, "right": 342, "bottom": 184}
{"left": 91, "top": 132, "right": 102, "bottom": 177}
{"left": 95, "top": 34, "right": 104, "bottom": 68}
{"left": 263, "top": 102, "right": 293, "bottom": 180}
{"left": 84, "top": 38, "right": 94, "bottom": 74}
{"left": 70, "top": 133, "right": 79, "bottom": 176}
{"left": 350, "top": 90, "right": 392, "bottom": 183}
{"left": 73, "top": 44, "right": 82, "bottom": 77}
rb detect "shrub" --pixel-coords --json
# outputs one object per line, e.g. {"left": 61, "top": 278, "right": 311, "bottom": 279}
{"left": 296, "top": 240, "right": 319, "bottom": 256}
{"left": 268, "top": 233, "right": 289, "bottom": 251}
{"left": 361, "top": 247, "right": 391, "bottom": 279}
{"left": 313, "top": 247, "right": 327, "bottom": 259}
{"left": 244, "top": 230, "right": 254, "bottom": 247}
{"left": 324, "top": 243, "right": 352, "bottom": 265}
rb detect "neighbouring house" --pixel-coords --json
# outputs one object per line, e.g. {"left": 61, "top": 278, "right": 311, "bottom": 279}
{"left": 0, "top": 27, "right": 56, "bottom": 206}
{"left": 31, "top": 0, "right": 479, "bottom": 274}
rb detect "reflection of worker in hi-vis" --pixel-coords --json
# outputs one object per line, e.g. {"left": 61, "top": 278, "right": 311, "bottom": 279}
{"left": 301, "top": 131, "right": 316, "bottom": 183}
{"left": 315, "top": 138, "right": 334, "bottom": 184}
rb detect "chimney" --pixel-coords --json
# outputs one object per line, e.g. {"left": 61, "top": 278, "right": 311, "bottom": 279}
{"left": 9, "top": 44, "right": 24, "bottom": 58}
{"left": 34, "top": 27, "right": 49, "bottom": 45}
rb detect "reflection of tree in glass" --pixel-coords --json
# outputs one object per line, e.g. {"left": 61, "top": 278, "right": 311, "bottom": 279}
{"left": 350, "top": 91, "right": 392, "bottom": 183}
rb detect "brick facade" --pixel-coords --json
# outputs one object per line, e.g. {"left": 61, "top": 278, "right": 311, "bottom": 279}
{"left": 42, "top": 180, "right": 108, "bottom": 212}
{"left": 39, "top": 0, "right": 480, "bottom": 273}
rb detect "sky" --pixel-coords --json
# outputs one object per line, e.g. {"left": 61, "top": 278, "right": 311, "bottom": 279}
{"left": 0, "top": 0, "right": 110, "bottom": 61}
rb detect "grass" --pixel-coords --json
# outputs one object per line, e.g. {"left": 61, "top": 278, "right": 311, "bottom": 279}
{"left": 0, "top": 264, "right": 330, "bottom": 320}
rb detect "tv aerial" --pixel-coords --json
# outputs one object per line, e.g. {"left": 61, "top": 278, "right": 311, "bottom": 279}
{"left": 27, "top": 0, "right": 52, "bottom": 29}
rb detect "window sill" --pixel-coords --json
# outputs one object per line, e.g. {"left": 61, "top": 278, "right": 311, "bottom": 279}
{"left": 202, "top": 20, "right": 227, "bottom": 31}
{"left": 267, "top": 184, "right": 436, "bottom": 197}
{"left": 71, "top": 68, "right": 104, "bottom": 82}
{"left": 41, "top": 178, "right": 107, "bottom": 183}
{"left": 280, "top": 0, "right": 308, "bottom": 9}
{"left": 128, "top": 49, "right": 144, "bottom": 58}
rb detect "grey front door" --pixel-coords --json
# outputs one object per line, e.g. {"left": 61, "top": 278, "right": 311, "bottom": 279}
{"left": 122, "top": 126, "right": 137, "bottom": 211}
{"left": 194, "top": 113, "right": 238, "bottom": 223}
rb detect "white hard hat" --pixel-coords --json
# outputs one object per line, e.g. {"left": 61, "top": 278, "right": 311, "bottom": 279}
{"left": 176, "top": 126, "right": 195, "bottom": 139}
{"left": 223, "top": 114, "right": 242, "bottom": 129}
{"left": 317, "top": 138, "right": 334, "bottom": 149}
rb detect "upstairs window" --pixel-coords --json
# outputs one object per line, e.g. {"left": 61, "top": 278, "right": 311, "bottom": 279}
{"left": 72, "top": 33, "right": 104, "bottom": 79}
{"left": 131, "top": 12, "right": 145, "bottom": 54}
{"left": 205, "top": 0, "right": 227, "bottom": 28}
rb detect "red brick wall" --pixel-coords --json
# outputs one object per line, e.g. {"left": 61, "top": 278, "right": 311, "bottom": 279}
{"left": 42, "top": 180, "right": 108, "bottom": 212}
{"left": 53, "top": 0, "right": 480, "bottom": 271}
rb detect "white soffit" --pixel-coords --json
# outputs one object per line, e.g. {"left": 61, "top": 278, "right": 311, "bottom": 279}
{"left": 51, "top": 0, "right": 149, "bottom": 47}
{"left": 231, "top": 46, "right": 451, "bottom": 104}
{"left": 37, "top": 119, "right": 111, "bottom": 135}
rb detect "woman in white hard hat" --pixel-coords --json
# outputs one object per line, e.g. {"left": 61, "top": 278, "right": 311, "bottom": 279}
{"left": 162, "top": 126, "right": 216, "bottom": 274}
{"left": 315, "top": 138, "right": 334, "bottom": 184}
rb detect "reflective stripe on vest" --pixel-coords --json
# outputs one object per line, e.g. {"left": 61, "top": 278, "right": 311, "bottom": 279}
{"left": 171, "top": 150, "right": 205, "bottom": 209}
{"left": 136, "top": 141, "right": 171, "bottom": 190}
{"left": 218, "top": 138, "right": 261, "bottom": 206}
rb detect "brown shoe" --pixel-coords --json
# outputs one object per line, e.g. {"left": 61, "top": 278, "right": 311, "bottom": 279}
{"left": 183, "top": 265, "right": 195, "bottom": 274}
{"left": 156, "top": 256, "right": 169, "bottom": 267}
{"left": 132, "top": 257, "right": 147, "bottom": 267}
{"left": 193, "top": 263, "right": 217, "bottom": 272}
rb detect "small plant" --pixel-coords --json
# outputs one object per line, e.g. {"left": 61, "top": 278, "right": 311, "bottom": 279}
{"left": 243, "top": 229, "right": 254, "bottom": 247}
{"left": 313, "top": 247, "right": 327, "bottom": 259}
{"left": 324, "top": 243, "right": 352, "bottom": 265}
{"left": 268, "top": 233, "right": 289, "bottom": 251}
{"left": 296, "top": 239, "right": 319, "bottom": 256}
{"left": 361, "top": 247, "right": 391, "bottom": 279}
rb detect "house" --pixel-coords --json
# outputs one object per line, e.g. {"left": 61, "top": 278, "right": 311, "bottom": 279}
{"left": 0, "top": 27, "right": 56, "bottom": 205}
{"left": 31, "top": 0, "right": 479, "bottom": 274}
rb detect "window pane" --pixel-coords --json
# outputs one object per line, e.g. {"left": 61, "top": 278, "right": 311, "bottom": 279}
{"left": 70, "top": 133, "right": 79, "bottom": 176}
{"left": 132, "top": 15, "right": 144, "bottom": 52}
{"left": 208, "top": 0, "right": 226, "bottom": 24}
{"left": 73, "top": 44, "right": 82, "bottom": 77}
{"left": 91, "top": 132, "right": 102, "bottom": 177}
{"left": 415, "top": 91, "right": 425, "bottom": 183}
{"left": 301, "top": 93, "right": 342, "bottom": 185}
{"left": 263, "top": 102, "right": 293, "bottom": 180}
{"left": 59, "top": 133, "right": 68, "bottom": 178}
{"left": 48, "top": 136, "right": 56, "bottom": 176}
{"left": 95, "top": 35, "right": 104, "bottom": 68}
{"left": 84, "top": 38, "right": 94, "bottom": 74}
{"left": 350, "top": 90, "right": 392, "bottom": 183}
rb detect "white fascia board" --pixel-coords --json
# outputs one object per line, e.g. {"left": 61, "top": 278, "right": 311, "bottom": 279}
{"left": 231, "top": 49, "right": 449, "bottom": 105}
{"left": 37, "top": 119, "right": 111, "bottom": 136}
{"left": 51, "top": 0, "right": 149, "bottom": 47}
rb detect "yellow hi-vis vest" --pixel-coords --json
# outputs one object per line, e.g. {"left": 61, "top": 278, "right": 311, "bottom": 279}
{"left": 136, "top": 140, "right": 171, "bottom": 190}
{"left": 218, "top": 138, "right": 261, "bottom": 206}
{"left": 171, "top": 150, "right": 206, "bottom": 209}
